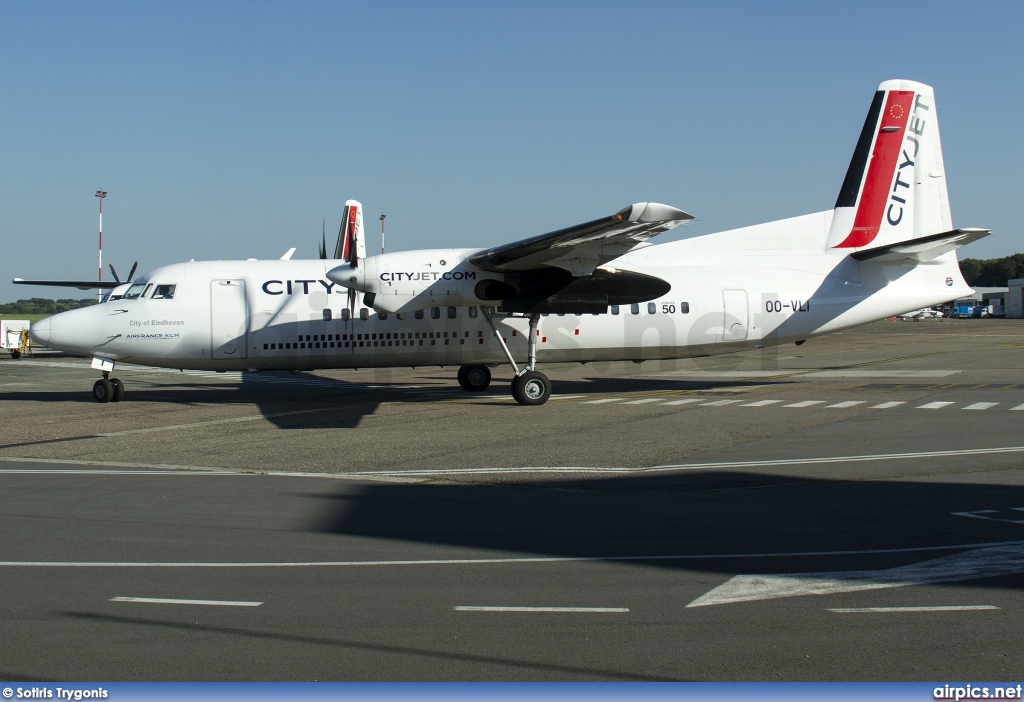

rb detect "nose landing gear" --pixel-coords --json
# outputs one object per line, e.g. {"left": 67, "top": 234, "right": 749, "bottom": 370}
{"left": 91, "top": 357, "right": 124, "bottom": 403}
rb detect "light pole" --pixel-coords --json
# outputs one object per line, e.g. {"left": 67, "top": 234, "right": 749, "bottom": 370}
{"left": 380, "top": 213, "right": 386, "bottom": 254}
{"left": 95, "top": 189, "right": 107, "bottom": 302}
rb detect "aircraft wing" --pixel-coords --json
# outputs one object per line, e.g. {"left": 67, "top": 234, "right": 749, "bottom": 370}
{"left": 468, "top": 202, "right": 693, "bottom": 276}
{"left": 12, "top": 278, "right": 120, "bottom": 290}
{"left": 851, "top": 228, "right": 990, "bottom": 263}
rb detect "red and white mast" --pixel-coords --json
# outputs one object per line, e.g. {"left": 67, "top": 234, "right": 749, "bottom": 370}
{"left": 95, "top": 189, "right": 106, "bottom": 301}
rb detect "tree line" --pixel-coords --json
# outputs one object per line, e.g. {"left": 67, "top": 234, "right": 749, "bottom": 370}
{"left": 0, "top": 297, "right": 97, "bottom": 315}
{"left": 960, "top": 254, "right": 1024, "bottom": 287}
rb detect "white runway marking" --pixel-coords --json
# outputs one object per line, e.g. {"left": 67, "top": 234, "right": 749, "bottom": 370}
{"left": 1011, "top": 403, "right": 1024, "bottom": 411}
{"left": 661, "top": 399, "right": 700, "bottom": 406}
{"left": 827, "top": 605, "right": 999, "bottom": 613}
{"left": 870, "top": 401, "right": 905, "bottom": 409}
{"left": 454, "top": 606, "right": 629, "bottom": 613}
{"left": 110, "top": 597, "right": 262, "bottom": 607}
{"left": 963, "top": 402, "right": 999, "bottom": 410}
{"left": 3, "top": 540, "right": 1020, "bottom": 569}
{"left": 623, "top": 398, "right": 662, "bottom": 405}
{"left": 8, "top": 445, "right": 1024, "bottom": 480}
{"left": 741, "top": 400, "right": 783, "bottom": 407}
{"left": 918, "top": 401, "right": 955, "bottom": 409}
{"left": 826, "top": 401, "right": 865, "bottom": 409}
{"left": 701, "top": 399, "right": 742, "bottom": 406}
{"left": 582, "top": 398, "right": 624, "bottom": 404}
{"left": 686, "top": 543, "right": 1024, "bottom": 607}
{"left": 784, "top": 401, "right": 825, "bottom": 408}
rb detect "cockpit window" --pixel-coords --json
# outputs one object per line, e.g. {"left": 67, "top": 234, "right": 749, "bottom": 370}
{"left": 151, "top": 284, "right": 176, "bottom": 300}
{"left": 142, "top": 284, "right": 153, "bottom": 298}
{"left": 122, "top": 283, "right": 148, "bottom": 300}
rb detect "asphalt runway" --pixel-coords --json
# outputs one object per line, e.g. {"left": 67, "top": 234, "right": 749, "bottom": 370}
{"left": 1, "top": 319, "right": 1023, "bottom": 681}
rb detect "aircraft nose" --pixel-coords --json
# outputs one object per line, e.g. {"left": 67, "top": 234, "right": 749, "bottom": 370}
{"left": 29, "top": 317, "right": 51, "bottom": 346}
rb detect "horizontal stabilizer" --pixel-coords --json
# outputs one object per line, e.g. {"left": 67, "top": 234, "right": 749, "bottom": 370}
{"left": 850, "top": 228, "right": 990, "bottom": 263}
{"left": 12, "top": 278, "right": 120, "bottom": 290}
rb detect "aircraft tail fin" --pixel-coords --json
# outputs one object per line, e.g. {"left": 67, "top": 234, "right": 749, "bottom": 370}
{"left": 334, "top": 200, "right": 365, "bottom": 266}
{"left": 827, "top": 80, "right": 952, "bottom": 251}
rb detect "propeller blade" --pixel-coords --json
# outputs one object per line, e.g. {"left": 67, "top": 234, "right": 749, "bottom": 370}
{"left": 127, "top": 261, "right": 138, "bottom": 282}
{"left": 108, "top": 263, "right": 121, "bottom": 283}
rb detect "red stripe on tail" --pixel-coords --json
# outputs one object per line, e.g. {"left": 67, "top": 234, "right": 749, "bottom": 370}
{"left": 834, "top": 90, "right": 915, "bottom": 248}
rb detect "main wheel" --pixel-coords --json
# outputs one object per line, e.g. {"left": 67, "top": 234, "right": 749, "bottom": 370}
{"left": 92, "top": 379, "right": 114, "bottom": 403}
{"left": 10, "top": 349, "right": 21, "bottom": 360}
{"left": 511, "top": 370, "right": 551, "bottom": 406}
{"left": 110, "top": 377, "right": 125, "bottom": 402}
{"left": 457, "top": 364, "right": 491, "bottom": 392}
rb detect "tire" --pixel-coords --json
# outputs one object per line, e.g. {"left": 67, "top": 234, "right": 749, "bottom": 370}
{"left": 511, "top": 370, "right": 551, "bottom": 406}
{"left": 457, "top": 364, "right": 491, "bottom": 392}
{"left": 10, "top": 349, "right": 21, "bottom": 360}
{"left": 110, "top": 377, "right": 125, "bottom": 402}
{"left": 92, "top": 379, "right": 114, "bottom": 403}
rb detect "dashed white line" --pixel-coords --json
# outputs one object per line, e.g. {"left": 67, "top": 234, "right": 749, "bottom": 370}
{"left": 784, "top": 401, "right": 825, "bottom": 408}
{"left": 827, "top": 605, "right": 999, "bottom": 613}
{"left": 701, "top": 400, "right": 742, "bottom": 406}
{"left": 110, "top": 597, "right": 262, "bottom": 607}
{"left": 623, "top": 398, "right": 663, "bottom": 405}
{"left": 1011, "top": 403, "right": 1024, "bottom": 411}
{"left": 741, "top": 400, "right": 783, "bottom": 407}
{"left": 454, "top": 606, "right": 629, "bottom": 613}
{"left": 963, "top": 402, "right": 999, "bottom": 410}
{"left": 661, "top": 399, "right": 701, "bottom": 406}
{"left": 918, "top": 401, "right": 955, "bottom": 409}
{"left": 870, "top": 401, "right": 905, "bottom": 409}
{"left": 826, "top": 401, "right": 866, "bottom": 409}
{"left": 583, "top": 398, "right": 624, "bottom": 404}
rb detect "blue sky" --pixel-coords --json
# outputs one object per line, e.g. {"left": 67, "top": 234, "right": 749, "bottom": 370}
{"left": 2, "top": 0, "right": 1021, "bottom": 303}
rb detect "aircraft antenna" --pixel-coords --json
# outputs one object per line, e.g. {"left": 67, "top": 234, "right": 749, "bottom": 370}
{"left": 380, "top": 213, "right": 386, "bottom": 254}
{"left": 95, "top": 189, "right": 107, "bottom": 302}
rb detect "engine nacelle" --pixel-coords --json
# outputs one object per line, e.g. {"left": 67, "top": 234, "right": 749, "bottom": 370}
{"left": 327, "top": 248, "right": 500, "bottom": 314}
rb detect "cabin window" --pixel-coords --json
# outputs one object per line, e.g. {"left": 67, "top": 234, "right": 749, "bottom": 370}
{"left": 415, "top": 309, "right": 424, "bottom": 320}
{"left": 431, "top": 307, "right": 441, "bottom": 319}
{"left": 648, "top": 302, "right": 657, "bottom": 314}
{"left": 397, "top": 313, "right": 407, "bottom": 320}
{"left": 468, "top": 306, "right": 478, "bottom": 318}
{"left": 447, "top": 306, "right": 457, "bottom": 319}
{"left": 151, "top": 284, "right": 176, "bottom": 300}
{"left": 680, "top": 302, "right": 690, "bottom": 314}
{"left": 341, "top": 308, "right": 351, "bottom": 321}
{"left": 359, "top": 308, "right": 369, "bottom": 321}
{"left": 322, "top": 309, "right": 332, "bottom": 321}
{"left": 630, "top": 303, "right": 640, "bottom": 315}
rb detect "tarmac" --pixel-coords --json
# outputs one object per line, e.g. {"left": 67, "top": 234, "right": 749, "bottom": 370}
{"left": 1, "top": 318, "right": 1022, "bottom": 681}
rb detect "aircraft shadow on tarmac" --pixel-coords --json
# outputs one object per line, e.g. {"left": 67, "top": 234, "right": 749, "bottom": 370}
{"left": 311, "top": 471, "right": 1024, "bottom": 598}
{"left": 2, "top": 365, "right": 789, "bottom": 431}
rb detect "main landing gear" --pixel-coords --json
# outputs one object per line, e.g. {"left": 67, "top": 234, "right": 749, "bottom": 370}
{"left": 464, "top": 308, "right": 551, "bottom": 406}
{"left": 91, "top": 358, "right": 125, "bottom": 403}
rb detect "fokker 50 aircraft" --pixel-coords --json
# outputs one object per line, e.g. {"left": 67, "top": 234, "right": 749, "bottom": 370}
{"left": 20, "top": 80, "right": 988, "bottom": 405}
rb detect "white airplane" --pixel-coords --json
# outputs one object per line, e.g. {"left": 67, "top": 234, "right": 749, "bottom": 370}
{"left": 898, "top": 308, "right": 944, "bottom": 320}
{"left": 20, "top": 79, "right": 988, "bottom": 405}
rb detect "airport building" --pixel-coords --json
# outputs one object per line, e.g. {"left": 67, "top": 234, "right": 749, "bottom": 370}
{"left": 1008, "top": 279, "right": 1024, "bottom": 318}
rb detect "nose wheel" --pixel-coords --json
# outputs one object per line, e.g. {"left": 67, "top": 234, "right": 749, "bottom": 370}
{"left": 93, "top": 374, "right": 125, "bottom": 403}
